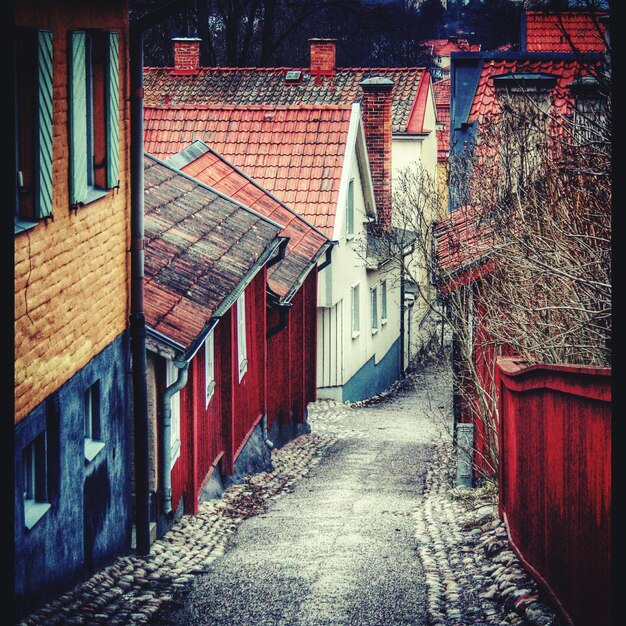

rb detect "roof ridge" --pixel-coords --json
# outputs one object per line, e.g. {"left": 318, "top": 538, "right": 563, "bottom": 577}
{"left": 144, "top": 103, "right": 354, "bottom": 111}
{"left": 144, "top": 65, "right": 426, "bottom": 72}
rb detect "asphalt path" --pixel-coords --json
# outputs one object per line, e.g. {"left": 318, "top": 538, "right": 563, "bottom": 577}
{"left": 156, "top": 362, "right": 451, "bottom": 626}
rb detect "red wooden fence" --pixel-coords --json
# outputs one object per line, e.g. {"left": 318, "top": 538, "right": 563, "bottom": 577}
{"left": 496, "top": 357, "right": 611, "bottom": 626}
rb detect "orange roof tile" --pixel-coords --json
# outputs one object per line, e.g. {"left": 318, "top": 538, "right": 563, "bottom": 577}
{"left": 144, "top": 105, "right": 352, "bottom": 238}
{"left": 421, "top": 38, "right": 481, "bottom": 57}
{"left": 434, "top": 78, "right": 450, "bottom": 161}
{"left": 143, "top": 66, "right": 427, "bottom": 134}
{"left": 525, "top": 11, "right": 607, "bottom": 53}
{"left": 166, "top": 141, "right": 330, "bottom": 302}
{"left": 468, "top": 58, "right": 583, "bottom": 124}
{"left": 433, "top": 204, "right": 495, "bottom": 293}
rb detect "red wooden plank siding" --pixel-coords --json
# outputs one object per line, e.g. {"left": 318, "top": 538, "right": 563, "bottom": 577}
{"left": 232, "top": 271, "right": 267, "bottom": 462}
{"left": 304, "top": 270, "right": 318, "bottom": 409}
{"left": 267, "top": 305, "right": 291, "bottom": 428}
{"left": 496, "top": 358, "right": 611, "bottom": 626}
{"left": 289, "top": 287, "right": 305, "bottom": 425}
{"left": 221, "top": 307, "right": 235, "bottom": 475}
{"left": 195, "top": 321, "right": 227, "bottom": 505}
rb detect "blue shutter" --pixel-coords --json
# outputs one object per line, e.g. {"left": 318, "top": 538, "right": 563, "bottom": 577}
{"left": 36, "top": 30, "right": 53, "bottom": 218}
{"left": 106, "top": 32, "right": 120, "bottom": 189}
{"left": 69, "top": 31, "right": 87, "bottom": 206}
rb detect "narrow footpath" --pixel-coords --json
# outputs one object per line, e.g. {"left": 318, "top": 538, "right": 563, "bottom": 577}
{"left": 18, "top": 354, "right": 560, "bottom": 626}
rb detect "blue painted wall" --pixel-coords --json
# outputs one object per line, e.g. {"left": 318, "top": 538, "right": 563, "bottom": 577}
{"left": 14, "top": 332, "right": 132, "bottom": 619}
{"left": 342, "top": 338, "right": 401, "bottom": 403}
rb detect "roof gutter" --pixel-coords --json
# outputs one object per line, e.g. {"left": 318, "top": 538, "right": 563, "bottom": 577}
{"left": 129, "top": 0, "right": 200, "bottom": 553}
{"left": 154, "top": 236, "right": 284, "bottom": 519}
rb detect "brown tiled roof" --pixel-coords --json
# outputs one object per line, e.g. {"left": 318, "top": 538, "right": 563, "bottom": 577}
{"left": 144, "top": 154, "right": 283, "bottom": 353}
{"left": 144, "top": 104, "right": 352, "bottom": 238}
{"left": 433, "top": 205, "right": 495, "bottom": 294}
{"left": 421, "top": 38, "right": 481, "bottom": 56}
{"left": 525, "top": 11, "right": 607, "bottom": 53}
{"left": 165, "top": 141, "right": 330, "bottom": 302}
{"left": 143, "top": 66, "right": 428, "bottom": 134}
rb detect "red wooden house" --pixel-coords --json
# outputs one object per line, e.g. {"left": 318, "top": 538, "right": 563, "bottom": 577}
{"left": 143, "top": 154, "right": 286, "bottom": 530}
{"left": 164, "top": 141, "right": 331, "bottom": 446}
{"left": 440, "top": 10, "right": 607, "bottom": 479}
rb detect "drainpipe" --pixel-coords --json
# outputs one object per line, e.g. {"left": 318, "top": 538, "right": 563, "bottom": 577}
{"left": 400, "top": 263, "right": 406, "bottom": 375}
{"left": 161, "top": 361, "right": 189, "bottom": 516}
{"left": 267, "top": 303, "right": 291, "bottom": 339}
{"left": 129, "top": 24, "right": 151, "bottom": 556}
{"left": 317, "top": 245, "right": 333, "bottom": 271}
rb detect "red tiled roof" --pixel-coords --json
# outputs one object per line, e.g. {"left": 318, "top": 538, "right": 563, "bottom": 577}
{"left": 421, "top": 38, "right": 481, "bottom": 56}
{"left": 469, "top": 58, "right": 583, "bottom": 123}
{"left": 168, "top": 141, "right": 330, "bottom": 302}
{"left": 525, "top": 11, "right": 607, "bottom": 53}
{"left": 433, "top": 205, "right": 495, "bottom": 294}
{"left": 144, "top": 154, "right": 282, "bottom": 351}
{"left": 144, "top": 105, "right": 352, "bottom": 238}
{"left": 143, "top": 66, "right": 427, "bottom": 134}
{"left": 434, "top": 78, "right": 450, "bottom": 162}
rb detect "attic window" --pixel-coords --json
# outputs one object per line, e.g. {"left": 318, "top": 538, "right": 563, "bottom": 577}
{"left": 285, "top": 70, "right": 302, "bottom": 83}
{"left": 493, "top": 73, "right": 557, "bottom": 94}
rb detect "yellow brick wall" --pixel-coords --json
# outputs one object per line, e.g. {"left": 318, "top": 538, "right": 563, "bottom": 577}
{"left": 14, "top": 0, "right": 131, "bottom": 423}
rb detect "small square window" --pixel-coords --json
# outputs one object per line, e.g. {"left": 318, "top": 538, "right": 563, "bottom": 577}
{"left": 346, "top": 179, "right": 355, "bottom": 237}
{"left": 23, "top": 432, "right": 50, "bottom": 530}
{"left": 381, "top": 280, "right": 388, "bottom": 324}
{"left": 237, "top": 293, "right": 248, "bottom": 381}
{"left": 205, "top": 331, "right": 216, "bottom": 407}
{"left": 84, "top": 381, "right": 104, "bottom": 463}
{"left": 166, "top": 360, "right": 182, "bottom": 468}
{"left": 351, "top": 283, "right": 360, "bottom": 338}
{"left": 371, "top": 286, "right": 379, "bottom": 334}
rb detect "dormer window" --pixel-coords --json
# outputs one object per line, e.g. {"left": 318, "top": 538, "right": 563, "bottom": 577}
{"left": 285, "top": 70, "right": 302, "bottom": 83}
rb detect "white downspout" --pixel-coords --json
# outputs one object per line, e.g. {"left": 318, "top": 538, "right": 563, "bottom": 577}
{"left": 161, "top": 361, "right": 189, "bottom": 515}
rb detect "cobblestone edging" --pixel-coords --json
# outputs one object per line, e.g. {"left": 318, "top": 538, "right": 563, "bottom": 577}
{"left": 17, "top": 432, "right": 339, "bottom": 626}
{"left": 19, "top": 370, "right": 561, "bottom": 626}
{"left": 415, "top": 441, "right": 561, "bottom": 626}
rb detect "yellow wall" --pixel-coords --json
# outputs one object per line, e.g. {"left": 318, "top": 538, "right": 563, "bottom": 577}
{"left": 14, "top": 1, "right": 131, "bottom": 422}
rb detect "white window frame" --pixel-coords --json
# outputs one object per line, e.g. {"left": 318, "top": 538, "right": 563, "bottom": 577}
{"left": 381, "top": 280, "right": 388, "bottom": 325}
{"left": 23, "top": 432, "right": 50, "bottom": 530}
{"left": 351, "top": 283, "right": 360, "bottom": 339}
{"left": 166, "top": 360, "right": 181, "bottom": 468}
{"left": 237, "top": 292, "right": 248, "bottom": 381}
{"left": 84, "top": 381, "right": 104, "bottom": 463}
{"left": 346, "top": 178, "right": 355, "bottom": 238}
{"left": 371, "top": 286, "right": 379, "bottom": 334}
{"left": 205, "top": 331, "right": 215, "bottom": 407}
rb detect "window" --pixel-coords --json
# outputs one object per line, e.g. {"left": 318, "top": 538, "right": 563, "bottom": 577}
{"left": 69, "top": 30, "right": 119, "bottom": 208}
{"left": 15, "top": 29, "right": 53, "bottom": 230}
{"left": 166, "top": 360, "right": 181, "bottom": 468}
{"left": 237, "top": 293, "right": 248, "bottom": 381}
{"left": 371, "top": 286, "right": 379, "bottom": 334}
{"left": 205, "top": 331, "right": 215, "bottom": 407}
{"left": 381, "top": 280, "right": 388, "bottom": 324}
{"left": 23, "top": 432, "right": 50, "bottom": 530}
{"left": 346, "top": 178, "right": 355, "bottom": 237}
{"left": 84, "top": 381, "right": 104, "bottom": 463}
{"left": 351, "top": 283, "right": 360, "bottom": 338}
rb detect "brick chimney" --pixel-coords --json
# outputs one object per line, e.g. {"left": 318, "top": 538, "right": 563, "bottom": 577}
{"left": 172, "top": 37, "right": 202, "bottom": 75}
{"left": 309, "top": 38, "right": 336, "bottom": 77}
{"left": 360, "top": 77, "right": 394, "bottom": 233}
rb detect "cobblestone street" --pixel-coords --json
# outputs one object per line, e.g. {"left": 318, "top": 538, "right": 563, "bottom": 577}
{"left": 18, "top": 354, "right": 560, "bottom": 626}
